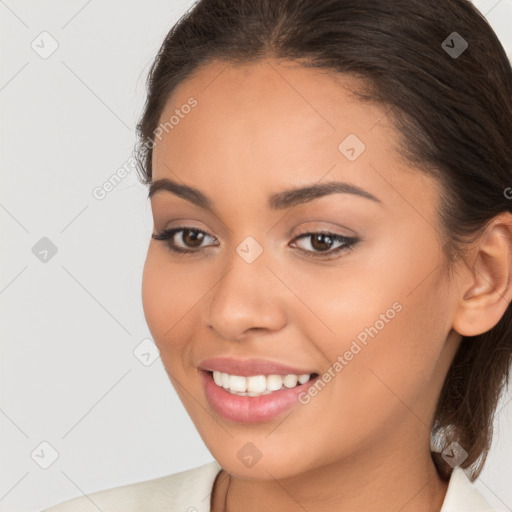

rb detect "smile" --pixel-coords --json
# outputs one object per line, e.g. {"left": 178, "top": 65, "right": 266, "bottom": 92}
{"left": 212, "top": 371, "right": 315, "bottom": 396}
{"left": 201, "top": 369, "right": 320, "bottom": 423}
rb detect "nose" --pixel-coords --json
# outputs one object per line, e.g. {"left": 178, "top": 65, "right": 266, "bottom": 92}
{"left": 205, "top": 247, "right": 288, "bottom": 341}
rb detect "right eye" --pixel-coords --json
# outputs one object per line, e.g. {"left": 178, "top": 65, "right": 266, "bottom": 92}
{"left": 152, "top": 227, "right": 219, "bottom": 255}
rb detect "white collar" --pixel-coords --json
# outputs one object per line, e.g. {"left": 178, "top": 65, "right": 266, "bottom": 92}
{"left": 440, "top": 467, "right": 495, "bottom": 511}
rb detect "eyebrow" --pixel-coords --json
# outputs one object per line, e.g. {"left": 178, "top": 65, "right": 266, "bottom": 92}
{"left": 148, "top": 177, "right": 382, "bottom": 210}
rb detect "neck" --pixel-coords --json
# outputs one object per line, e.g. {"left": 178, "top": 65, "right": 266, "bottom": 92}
{"left": 212, "top": 435, "right": 449, "bottom": 512}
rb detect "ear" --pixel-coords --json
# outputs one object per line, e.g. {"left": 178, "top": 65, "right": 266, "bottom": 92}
{"left": 452, "top": 212, "right": 512, "bottom": 337}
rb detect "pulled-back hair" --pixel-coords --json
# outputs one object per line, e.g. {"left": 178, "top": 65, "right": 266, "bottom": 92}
{"left": 135, "top": 0, "right": 512, "bottom": 480}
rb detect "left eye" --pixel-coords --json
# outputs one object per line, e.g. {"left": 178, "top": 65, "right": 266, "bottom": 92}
{"left": 152, "top": 227, "right": 359, "bottom": 259}
{"left": 290, "top": 231, "right": 359, "bottom": 258}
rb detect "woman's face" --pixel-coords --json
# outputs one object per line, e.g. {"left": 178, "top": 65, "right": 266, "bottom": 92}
{"left": 142, "top": 59, "right": 462, "bottom": 479}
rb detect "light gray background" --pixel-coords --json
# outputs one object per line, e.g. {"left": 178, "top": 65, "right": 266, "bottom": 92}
{"left": 1, "top": 1, "right": 511, "bottom": 511}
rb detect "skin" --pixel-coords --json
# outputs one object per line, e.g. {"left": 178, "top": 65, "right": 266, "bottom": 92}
{"left": 141, "top": 58, "right": 512, "bottom": 512}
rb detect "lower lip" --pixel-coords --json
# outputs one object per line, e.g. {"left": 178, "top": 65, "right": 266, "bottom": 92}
{"left": 201, "top": 370, "right": 319, "bottom": 423}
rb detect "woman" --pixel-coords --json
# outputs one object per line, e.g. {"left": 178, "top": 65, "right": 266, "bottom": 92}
{"left": 42, "top": 0, "right": 512, "bottom": 510}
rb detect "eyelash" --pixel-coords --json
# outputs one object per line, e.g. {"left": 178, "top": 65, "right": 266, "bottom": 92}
{"left": 152, "top": 226, "right": 359, "bottom": 260}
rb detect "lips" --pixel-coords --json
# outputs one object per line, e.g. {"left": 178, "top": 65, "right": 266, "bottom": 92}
{"left": 198, "top": 357, "right": 317, "bottom": 376}
{"left": 198, "top": 357, "right": 320, "bottom": 423}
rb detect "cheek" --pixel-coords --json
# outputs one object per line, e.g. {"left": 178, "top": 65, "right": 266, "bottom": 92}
{"left": 287, "top": 235, "right": 449, "bottom": 416}
{"left": 141, "top": 248, "right": 200, "bottom": 358}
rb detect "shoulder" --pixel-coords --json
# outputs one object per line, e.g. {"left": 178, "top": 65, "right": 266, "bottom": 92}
{"left": 39, "top": 460, "right": 222, "bottom": 512}
{"left": 440, "top": 467, "right": 503, "bottom": 512}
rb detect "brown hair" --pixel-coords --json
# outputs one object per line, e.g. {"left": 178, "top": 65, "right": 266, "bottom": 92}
{"left": 135, "top": 0, "right": 512, "bottom": 480}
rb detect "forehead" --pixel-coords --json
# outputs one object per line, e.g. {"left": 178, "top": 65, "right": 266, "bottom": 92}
{"left": 150, "top": 58, "right": 441, "bottom": 223}
{"left": 152, "top": 59, "right": 398, "bottom": 173}
{"left": 156, "top": 58, "right": 387, "bottom": 135}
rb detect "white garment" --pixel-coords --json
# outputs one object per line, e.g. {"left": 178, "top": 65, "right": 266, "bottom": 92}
{"left": 40, "top": 460, "right": 500, "bottom": 512}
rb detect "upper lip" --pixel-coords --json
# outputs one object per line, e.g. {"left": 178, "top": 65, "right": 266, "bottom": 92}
{"left": 198, "top": 357, "right": 317, "bottom": 376}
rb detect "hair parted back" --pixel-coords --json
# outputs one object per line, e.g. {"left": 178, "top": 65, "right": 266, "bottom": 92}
{"left": 135, "top": 0, "right": 512, "bottom": 481}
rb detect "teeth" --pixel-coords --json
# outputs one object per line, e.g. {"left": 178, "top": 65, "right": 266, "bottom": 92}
{"left": 283, "top": 374, "right": 298, "bottom": 388}
{"left": 229, "top": 375, "right": 247, "bottom": 392}
{"left": 213, "top": 371, "right": 223, "bottom": 386}
{"left": 266, "top": 374, "right": 283, "bottom": 391}
{"left": 211, "top": 371, "right": 314, "bottom": 396}
{"left": 247, "top": 375, "right": 267, "bottom": 393}
{"left": 298, "top": 374, "right": 311, "bottom": 384}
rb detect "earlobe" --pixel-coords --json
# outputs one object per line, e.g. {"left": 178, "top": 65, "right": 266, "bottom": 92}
{"left": 452, "top": 212, "right": 512, "bottom": 337}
